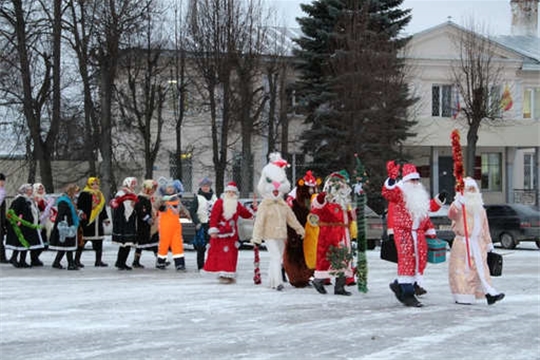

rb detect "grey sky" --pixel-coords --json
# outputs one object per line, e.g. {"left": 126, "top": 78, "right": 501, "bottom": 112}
{"left": 269, "top": 0, "right": 537, "bottom": 36}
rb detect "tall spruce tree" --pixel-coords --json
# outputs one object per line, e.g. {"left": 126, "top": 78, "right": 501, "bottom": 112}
{"left": 294, "top": 0, "right": 417, "bottom": 213}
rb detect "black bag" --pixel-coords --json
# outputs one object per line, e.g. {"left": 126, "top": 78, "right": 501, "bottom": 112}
{"left": 380, "top": 236, "right": 398, "bottom": 263}
{"left": 487, "top": 252, "right": 503, "bottom": 277}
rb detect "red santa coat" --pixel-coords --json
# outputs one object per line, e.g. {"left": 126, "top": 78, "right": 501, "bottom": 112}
{"left": 382, "top": 180, "right": 440, "bottom": 283}
{"left": 204, "top": 198, "right": 252, "bottom": 277}
{"left": 310, "top": 197, "right": 354, "bottom": 279}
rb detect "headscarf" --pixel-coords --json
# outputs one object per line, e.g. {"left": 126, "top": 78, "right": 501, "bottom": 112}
{"left": 82, "top": 177, "right": 105, "bottom": 225}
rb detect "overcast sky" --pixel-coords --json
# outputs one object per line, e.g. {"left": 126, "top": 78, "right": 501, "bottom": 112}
{"left": 269, "top": 0, "right": 538, "bottom": 36}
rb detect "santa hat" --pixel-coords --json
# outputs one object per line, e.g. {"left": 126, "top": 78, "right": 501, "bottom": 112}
{"left": 224, "top": 181, "right": 239, "bottom": 194}
{"left": 464, "top": 177, "right": 479, "bottom": 191}
{"left": 402, "top": 163, "right": 420, "bottom": 182}
{"left": 300, "top": 170, "right": 318, "bottom": 187}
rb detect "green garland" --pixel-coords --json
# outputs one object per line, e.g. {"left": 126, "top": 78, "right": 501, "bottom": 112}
{"left": 6, "top": 209, "right": 42, "bottom": 248}
{"left": 354, "top": 154, "right": 369, "bottom": 293}
{"left": 327, "top": 245, "right": 353, "bottom": 278}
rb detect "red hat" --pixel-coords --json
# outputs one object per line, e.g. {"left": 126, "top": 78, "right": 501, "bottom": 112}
{"left": 224, "top": 181, "right": 239, "bottom": 193}
{"left": 402, "top": 163, "right": 420, "bottom": 182}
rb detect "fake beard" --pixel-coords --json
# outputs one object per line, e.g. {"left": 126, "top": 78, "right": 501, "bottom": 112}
{"left": 222, "top": 192, "right": 238, "bottom": 220}
{"left": 464, "top": 191, "right": 484, "bottom": 214}
{"left": 328, "top": 187, "right": 351, "bottom": 210}
{"left": 402, "top": 181, "right": 430, "bottom": 221}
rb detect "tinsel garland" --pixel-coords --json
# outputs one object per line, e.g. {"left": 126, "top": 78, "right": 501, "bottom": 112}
{"left": 451, "top": 129, "right": 471, "bottom": 267}
{"left": 451, "top": 129, "right": 464, "bottom": 193}
{"left": 253, "top": 244, "right": 261, "bottom": 285}
{"left": 327, "top": 245, "right": 353, "bottom": 278}
{"left": 354, "top": 154, "right": 368, "bottom": 293}
{"left": 6, "top": 209, "right": 42, "bottom": 248}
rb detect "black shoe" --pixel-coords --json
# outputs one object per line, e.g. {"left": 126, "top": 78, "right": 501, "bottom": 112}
{"left": 52, "top": 263, "right": 64, "bottom": 269}
{"left": 486, "top": 293, "right": 505, "bottom": 305}
{"left": 10, "top": 257, "right": 20, "bottom": 268}
{"left": 313, "top": 279, "right": 327, "bottom": 294}
{"left": 68, "top": 264, "right": 80, "bottom": 271}
{"left": 75, "top": 261, "right": 85, "bottom": 268}
{"left": 95, "top": 261, "right": 109, "bottom": 267}
{"left": 19, "top": 262, "right": 31, "bottom": 268}
{"left": 31, "top": 260, "right": 44, "bottom": 267}
{"left": 414, "top": 283, "right": 427, "bottom": 296}
{"left": 389, "top": 280, "right": 404, "bottom": 303}
{"left": 132, "top": 262, "right": 145, "bottom": 269}
{"left": 276, "top": 284, "right": 284, "bottom": 291}
{"left": 402, "top": 294, "right": 424, "bottom": 307}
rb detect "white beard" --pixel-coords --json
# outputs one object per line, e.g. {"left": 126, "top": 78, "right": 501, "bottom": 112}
{"left": 402, "top": 181, "right": 430, "bottom": 221}
{"left": 464, "top": 191, "right": 484, "bottom": 214}
{"left": 222, "top": 193, "right": 238, "bottom": 220}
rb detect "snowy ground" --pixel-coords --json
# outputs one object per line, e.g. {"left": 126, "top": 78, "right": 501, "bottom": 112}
{"left": 1, "top": 241, "right": 539, "bottom": 360}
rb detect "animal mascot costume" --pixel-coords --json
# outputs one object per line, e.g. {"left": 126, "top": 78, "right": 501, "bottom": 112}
{"left": 252, "top": 153, "right": 305, "bottom": 291}
{"left": 283, "top": 170, "right": 320, "bottom": 288}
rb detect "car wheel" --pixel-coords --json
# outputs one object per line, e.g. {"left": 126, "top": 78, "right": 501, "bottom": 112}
{"left": 499, "top": 232, "right": 516, "bottom": 249}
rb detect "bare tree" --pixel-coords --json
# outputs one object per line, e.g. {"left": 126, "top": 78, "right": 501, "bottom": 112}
{"left": 115, "top": 7, "right": 169, "bottom": 180}
{"left": 450, "top": 20, "right": 505, "bottom": 176}
{"left": 0, "top": 0, "right": 58, "bottom": 191}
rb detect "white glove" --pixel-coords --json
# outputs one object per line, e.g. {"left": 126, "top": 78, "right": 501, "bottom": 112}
{"left": 454, "top": 193, "right": 465, "bottom": 206}
{"left": 488, "top": 243, "right": 495, "bottom": 252}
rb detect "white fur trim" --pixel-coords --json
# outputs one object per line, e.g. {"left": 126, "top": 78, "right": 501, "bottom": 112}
{"left": 402, "top": 172, "right": 420, "bottom": 182}
{"left": 208, "top": 227, "right": 219, "bottom": 234}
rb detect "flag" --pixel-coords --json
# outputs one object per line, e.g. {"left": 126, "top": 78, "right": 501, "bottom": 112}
{"left": 452, "top": 87, "right": 461, "bottom": 119}
{"left": 500, "top": 84, "right": 513, "bottom": 112}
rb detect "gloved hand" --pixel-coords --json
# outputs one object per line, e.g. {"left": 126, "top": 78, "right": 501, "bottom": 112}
{"left": 438, "top": 191, "right": 447, "bottom": 204}
{"left": 454, "top": 193, "right": 464, "bottom": 206}
{"left": 386, "top": 160, "right": 400, "bottom": 180}
{"left": 387, "top": 177, "right": 396, "bottom": 186}
{"left": 316, "top": 192, "right": 326, "bottom": 204}
{"left": 488, "top": 243, "right": 495, "bottom": 252}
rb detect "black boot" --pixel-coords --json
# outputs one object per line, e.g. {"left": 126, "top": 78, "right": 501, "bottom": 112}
{"left": 132, "top": 249, "right": 144, "bottom": 268}
{"left": 389, "top": 280, "right": 403, "bottom": 303}
{"left": 400, "top": 283, "right": 423, "bottom": 307}
{"left": 313, "top": 278, "right": 327, "bottom": 294}
{"left": 414, "top": 282, "right": 427, "bottom": 296}
{"left": 156, "top": 256, "right": 167, "bottom": 270}
{"left": 282, "top": 267, "right": 288, "bottom": 283}
{"left": 93, "top": 241, "right": 108, "bottom": 267}
{"left": 334, "top": 276, "right": 352, "bottom": 296}
{"left": 19, "top": 251, "right": 30, "bottom": 268}
{"left": 67, "top": 251, "right": 79, "bottom": 270}
{"left": 30, "top": 249, "right": 44, "bottom": 267}
{"left": 174, "top": 257, "right": 186, "bottom": 271}
{"left": 0, "top": 240, "right": 8, "bottom": 263}
{"left": 9, "top": 250, "right": 20, "bottom": 268}
{"left": 74, "top": 246, "right": 85, "bottom": 268}
{"left": 115, "top": 246, "right": 132, "bottom": 270}
{"left": 486, "top": 293, "right": 505, "bottom": 305}
{"left": 195, "top": 245, "right": 206, "bottom": 270}
{"left": 52, "top": 251, "right": 65, "bottom": 269}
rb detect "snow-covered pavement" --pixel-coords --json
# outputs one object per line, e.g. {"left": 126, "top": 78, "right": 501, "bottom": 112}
{"left": 1, "top": 242, "right": 539, "bottom": 360}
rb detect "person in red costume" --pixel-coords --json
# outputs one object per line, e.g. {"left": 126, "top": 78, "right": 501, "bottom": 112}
{"left": 310, "top": 172, "right": 355, "bottom": 296}
{"left": 382, "top": 161, "right": 445, "bottom": 307}
{"left": 204, "top": 182, "right": 254, "bottom": 284}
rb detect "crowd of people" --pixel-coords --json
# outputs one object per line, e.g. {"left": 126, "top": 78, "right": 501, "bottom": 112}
{"left": 0, "top": 156, "right": 504, "bottom": 307}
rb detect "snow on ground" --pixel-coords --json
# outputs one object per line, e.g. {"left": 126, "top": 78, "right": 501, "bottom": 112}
{"left": 1, "top": 241, "right": 539, "bottom": 360}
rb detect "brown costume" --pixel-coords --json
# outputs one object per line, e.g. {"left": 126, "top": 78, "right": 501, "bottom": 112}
{"left": 283, "top": 171, "right": 320, "bottom": 287}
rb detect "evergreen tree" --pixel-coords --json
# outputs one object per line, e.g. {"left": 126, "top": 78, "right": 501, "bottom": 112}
{"left": 294, "top": 0, "right": 417, "bottom": 213}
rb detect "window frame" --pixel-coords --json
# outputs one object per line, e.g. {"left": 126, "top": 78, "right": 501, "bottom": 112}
{"left": 481, "top": 153, "right": 502, "bottom": 192}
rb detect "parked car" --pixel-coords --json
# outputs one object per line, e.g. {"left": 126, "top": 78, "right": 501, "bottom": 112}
{"left": 179, "top": 197, "right": 196, "bottom": 245}
{"left": 484, "top": 204, "right": 540, "bottom": 249}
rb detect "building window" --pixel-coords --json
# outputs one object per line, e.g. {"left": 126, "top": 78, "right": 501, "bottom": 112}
{"left": 432, "top": 84, "right": 457, "bottom": 117}
{"left": 481, "top": 153, "right": 502, "bottom": 191}
{"left": 524, "top": 153, "right": 537, "bottom": 190}
{"left": 523, "top": 87, "right": 540, "bottom": 119}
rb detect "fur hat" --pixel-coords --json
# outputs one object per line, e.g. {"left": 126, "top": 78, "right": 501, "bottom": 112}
{"left": 402, "top": 163, "right": 420, "bottom": 182}
{"left": 18, "top": 183, "right": 32, "bottom": 195}
{"left": 199, "top": 177, "right": 212, "bottom": 187}
{"left": 142, "top": 179, "right": 157, "bottom": 191}
{"left": 464, "top": 177, "right": 479, "bottom": 192}
{"left": 224, "top": 181, "right": 239, "bottom": 194}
